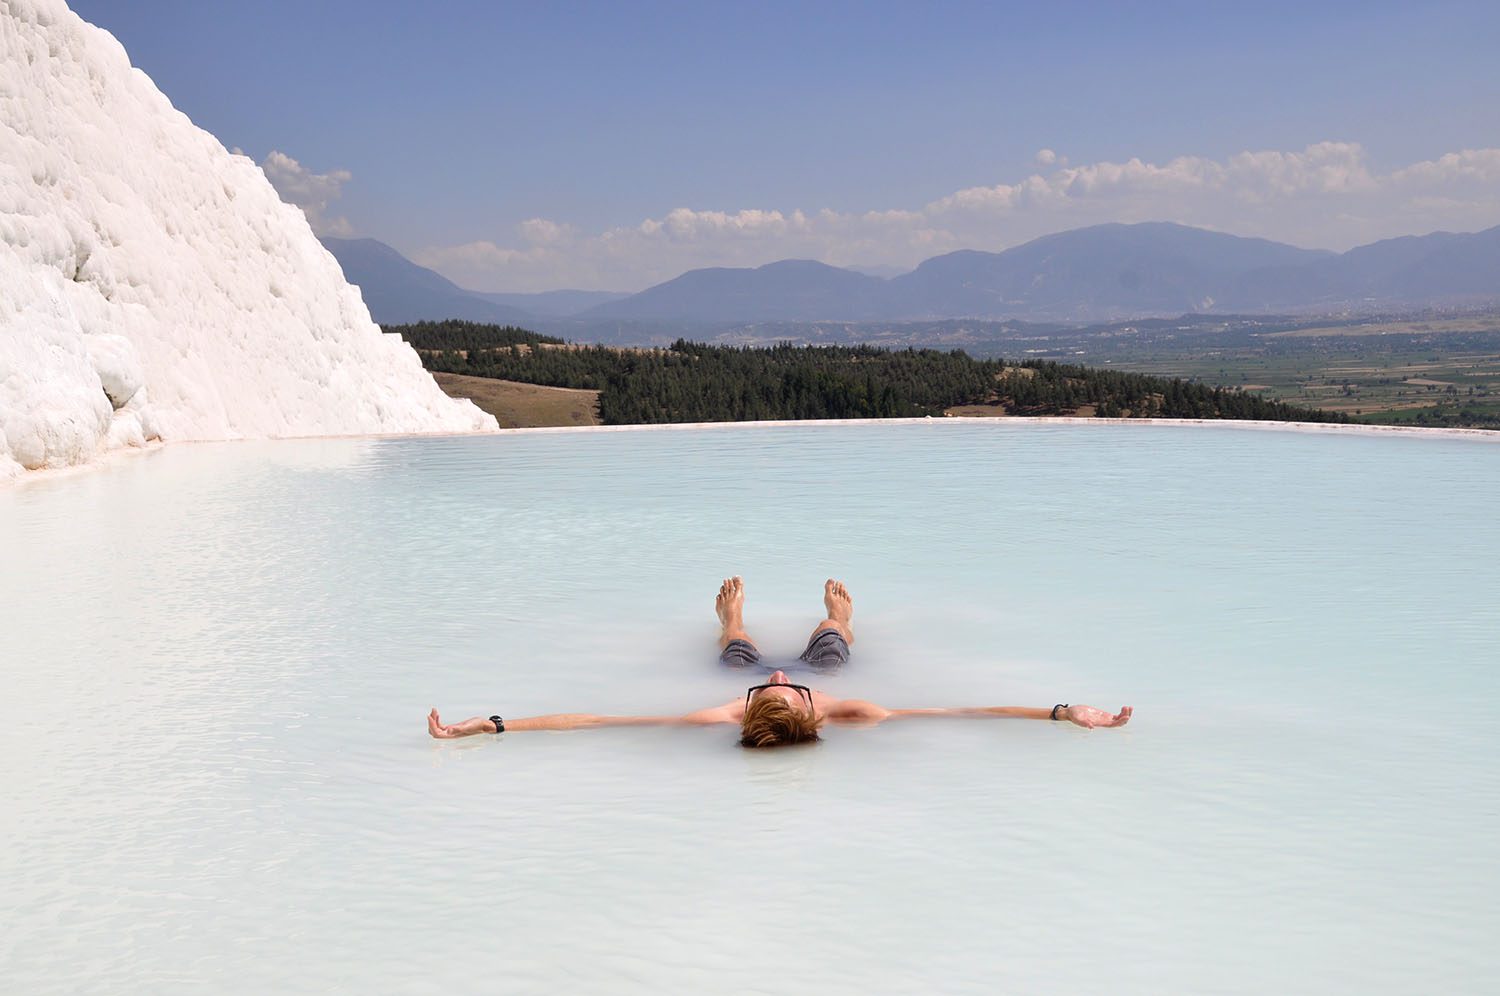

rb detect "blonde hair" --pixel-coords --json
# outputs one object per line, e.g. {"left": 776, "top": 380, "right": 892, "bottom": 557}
{"left": 740, "top": 694, "right": 823, "bottom": 748}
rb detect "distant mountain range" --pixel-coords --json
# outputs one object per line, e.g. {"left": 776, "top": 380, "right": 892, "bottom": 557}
{"left": 468, "top": 287, "right": 632, "bottom": 317}
{"left": 319, "top": 237, "right": 628, "bottom": 326}
{"left": 323, "top": 222, "right": 1500, "bottom": 331}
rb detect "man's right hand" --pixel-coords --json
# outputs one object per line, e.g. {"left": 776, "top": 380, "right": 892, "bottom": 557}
{"left": 428, "top": 708, "right": 497, "bottom": 738}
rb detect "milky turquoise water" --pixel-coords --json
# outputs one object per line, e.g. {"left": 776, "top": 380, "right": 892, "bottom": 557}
{"left": 2, "top": 422, "right": 1497, "bottom": 993}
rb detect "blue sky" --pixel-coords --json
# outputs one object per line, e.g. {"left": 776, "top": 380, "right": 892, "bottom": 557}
{"left": 70, "top": 1, "right": 1500, "bottom": 290}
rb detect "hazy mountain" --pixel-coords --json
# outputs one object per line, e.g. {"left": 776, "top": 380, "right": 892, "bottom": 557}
{"left": 1388, "top": 226, "right": 1500, "bottom": 299}
{"left": 586, "top": 223, "right": 1344, "bottom": 323}
{"left": 471, "top": 289, "right": 631, "bottom": 316}
{"left": 890, "top": 223, "right": 1335, "bottom": 319}
{"left": 1224, "top": 227, "right": 1500, "bottom": 309}
{"left": 844, "top": 262, "right": 910, "bottom": 279}
{"left": 585, "top": 259, "right": 887, "bottom": 321}
{"left": 584, "top": 222, "right": 1498, "bottom": 325}
{"left": 326, "top": 223, "right": 1500, "bottom": 331}
{"left": 320, "top": 237, "right": 534, "bottom": 325}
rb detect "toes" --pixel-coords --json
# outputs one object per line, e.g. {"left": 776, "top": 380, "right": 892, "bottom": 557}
{"left": 718, "top": 576, "right": 744, "bottom": 608}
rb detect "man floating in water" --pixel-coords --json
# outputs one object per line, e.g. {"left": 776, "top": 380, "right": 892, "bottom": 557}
{"left": 428, "top": 577, "right": 1132, "bottom": 747}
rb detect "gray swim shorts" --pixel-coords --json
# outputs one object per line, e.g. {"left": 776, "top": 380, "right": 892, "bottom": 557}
{"left": 719, "top": 627, "right": 850, "bottom": 671}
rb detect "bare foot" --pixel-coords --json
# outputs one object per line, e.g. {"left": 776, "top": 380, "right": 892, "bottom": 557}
{"left": 823, "top": 578, "right": 853, "bottom": 627}
{"left": 716, "top": 575, "right": 745, "bottom": 628}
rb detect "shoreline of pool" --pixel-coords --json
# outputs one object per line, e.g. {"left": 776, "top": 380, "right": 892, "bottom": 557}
{"left": 485, "top": 415, "right": 1500, "bottom": 441}
{"left": 7, "top": 414, "right": 1497, "bottom": 489}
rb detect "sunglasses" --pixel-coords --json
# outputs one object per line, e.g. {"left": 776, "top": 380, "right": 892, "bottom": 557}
{"left": 745, "top": 682, "right": 815, "bottom": 712}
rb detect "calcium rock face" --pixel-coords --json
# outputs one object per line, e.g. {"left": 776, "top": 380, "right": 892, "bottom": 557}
{"left": 0, "top": 0, "right": 496, "bottom": 481}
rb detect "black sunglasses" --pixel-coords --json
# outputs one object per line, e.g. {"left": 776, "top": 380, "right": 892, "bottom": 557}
{"left": 745, "top": 682, "right": 814, "bottom": 712}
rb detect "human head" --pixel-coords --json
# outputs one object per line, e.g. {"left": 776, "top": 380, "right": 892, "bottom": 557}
{"left": 740, "top": 683, "right": 823, "bottom": 748}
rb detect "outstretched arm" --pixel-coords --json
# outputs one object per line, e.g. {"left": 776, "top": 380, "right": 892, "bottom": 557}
{"left": 826, "top": 701, "right": 1132, "bottom": 729}
{"left": 427, "top": 705, "right": 734, "bottom": 739}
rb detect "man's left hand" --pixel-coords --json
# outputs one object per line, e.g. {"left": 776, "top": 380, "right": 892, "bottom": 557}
{"left": 1064, "top": 704, "right": 1132, "bottom": 728}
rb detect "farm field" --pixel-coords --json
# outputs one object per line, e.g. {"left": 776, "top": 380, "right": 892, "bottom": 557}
{"left": 1052, "top": 317, "right": 1500, "bottom": 428}
{"left": 432, "top": 372, "right": 600, "bottom": 428}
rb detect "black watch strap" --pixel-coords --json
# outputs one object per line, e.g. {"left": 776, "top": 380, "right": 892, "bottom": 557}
{"left": 489, "top": 715, "right": 505, "bottom": 733}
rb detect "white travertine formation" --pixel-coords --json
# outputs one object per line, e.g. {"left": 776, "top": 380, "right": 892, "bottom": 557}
{"left": 0, "top": 0, "right": 495, "bottom": 481}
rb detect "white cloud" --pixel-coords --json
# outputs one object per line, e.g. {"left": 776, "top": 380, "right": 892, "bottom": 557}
{"left": 1390, "top": 148, "right": 1500, "bottom": 187}
{"left": 518, "top": 217, "right": 574, "bottom": 245}
{"left": 260, "top": 150, "right": 354, "bottom": 237}
{"left": 411, "top": 142, "right": 1500, "bottom": 292}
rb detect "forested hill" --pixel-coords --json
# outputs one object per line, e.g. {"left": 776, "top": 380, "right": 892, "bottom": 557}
{"left": 386, "top": 323, "right": 1348, "bottom": 426}
{"left": 386, "top": 319, "right": 564, "bottom": 350}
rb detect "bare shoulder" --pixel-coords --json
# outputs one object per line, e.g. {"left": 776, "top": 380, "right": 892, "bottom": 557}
{"left": 824, "top": 699, "right": 892, "bottom": 724}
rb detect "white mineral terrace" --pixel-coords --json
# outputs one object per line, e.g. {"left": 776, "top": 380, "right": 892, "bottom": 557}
{"left": 0, "top": 0, "right": 494, "bottom": 483}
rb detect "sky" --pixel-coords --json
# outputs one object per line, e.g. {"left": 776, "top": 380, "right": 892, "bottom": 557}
{"left": 68, "top": 0, "right": 1500, "bottom": 292}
